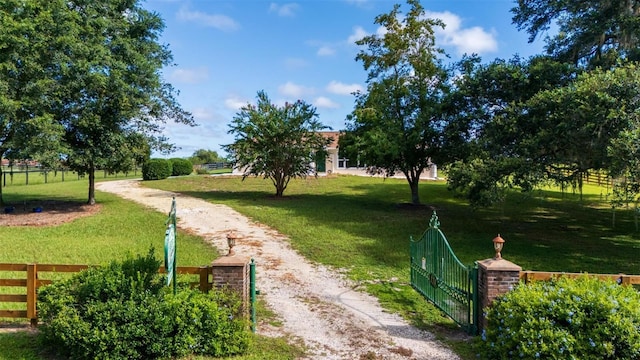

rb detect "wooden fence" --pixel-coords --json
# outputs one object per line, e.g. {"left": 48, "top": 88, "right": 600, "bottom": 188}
{"left": 520, "top": 270, "right": 640, "bottom": 286}
{"left": 0, "top": 263, "right": 211, "bottom": 325}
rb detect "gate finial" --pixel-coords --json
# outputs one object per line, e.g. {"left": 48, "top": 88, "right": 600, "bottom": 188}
{"left": 429, "top": 211, "right": 440, "bottom": 229}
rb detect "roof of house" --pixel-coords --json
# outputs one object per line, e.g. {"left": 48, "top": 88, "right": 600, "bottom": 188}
{"left": 319, "top": 131, "right": 341, "bottom": 149}
{"left": 1, "top": 159, "right": 40, "bottom": 167}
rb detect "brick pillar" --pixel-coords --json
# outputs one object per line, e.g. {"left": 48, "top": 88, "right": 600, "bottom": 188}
{"left": 477, "top": 258, "right": 521, "bottom": 331}
{"left": 211, "top": 256, "right": 250, "bottom": 314}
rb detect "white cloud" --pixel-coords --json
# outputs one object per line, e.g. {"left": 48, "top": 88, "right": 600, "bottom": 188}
{"left": 345, "top": 0, "right": 371, "bottom": 8}
{"left": 269, "top": 3, "right": 299, "bottom": 17}
{"left": 426, "top": 11, "right": 497, "bottom": 55}
{"left": 168, "top": 67, "right": 209, "bottom": 84}
{"left": 224, "top": 96, "right": 248, "bottom": 110}
{"left": 449, "top": 27, "right": 498, "bottom": 55}
{"left": 278, "top": 81, "right": 314, "bottom": 98}
{"left": 191, "top": 107, "right": 215, "bottom": 120}
{"left": 317, "top": 46, "right": 336, "bottom": 56}
{"left": 326, "top": 81, "right": 363, "bottom": 95}
{"left": 313, "top": 96, "right": 340, "bottom": 109}
{"left": 347, "top": 26, "right": 368, "bottom": 44}
{"left": 177, "top": 7, "right": 239, "bottom": 32}
{"left": 375, "top": 25, "right": 388, "bottom": 37}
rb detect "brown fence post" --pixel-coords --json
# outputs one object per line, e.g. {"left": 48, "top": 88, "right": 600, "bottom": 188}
{"left": 199, "top": 266, "right": 211, "bottom": 292}
{"left": 26, "top": 264, "right": 37, "bottom": 326}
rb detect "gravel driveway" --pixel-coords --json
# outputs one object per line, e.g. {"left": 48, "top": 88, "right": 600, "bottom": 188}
{"left": 96, "top": 179, "right": 461, "bottom": 360}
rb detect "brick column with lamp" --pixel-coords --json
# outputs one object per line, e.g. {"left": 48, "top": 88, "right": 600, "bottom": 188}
{"left": 477, "top": 234, "right": 522, "bottom": 331}
{"left": 211, "top": 232, "right": 250, "bottom": 314}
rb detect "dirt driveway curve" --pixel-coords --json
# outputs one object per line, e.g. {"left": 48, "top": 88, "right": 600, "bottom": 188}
{"left": 96, "top": 179, "right": 461, "bottom": 360}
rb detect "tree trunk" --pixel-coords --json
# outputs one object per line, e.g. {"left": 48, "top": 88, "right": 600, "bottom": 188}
{"left": 403, "top": 169, "right": 422, "bottom": 205}
{"left": 88, "top": 165, "right": 96, "bottom": 205}
{"left": 409, "top": 176, "right": 421, "bottom": 205}
{"left": 275, "top": 175, "right": 286, "bottom": 197}
{"left": 273, "top": 171, "right": 287, "bottom": 197}
{"left": 0, "top": 166, "right": 3, "bottom": 206}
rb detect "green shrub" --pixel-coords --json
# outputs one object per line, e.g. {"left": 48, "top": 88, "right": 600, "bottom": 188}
{"left": 142, "top": 158, "right": 172, "bottom": 180}
{"left": 196, "top": 168, "right": 210, "bottom": 175}
{"left": 37, "top": 250, "right": 250, "bottom": 360}
{"left": 479, "top": 276, "right": 640, "bottom": 360}
{"left": 169, "top": 158, "right": 193, "bottom": 176}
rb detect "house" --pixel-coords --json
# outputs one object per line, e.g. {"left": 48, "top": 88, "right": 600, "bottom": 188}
{"left": 0, "top": 159, "right": 41, "bottom": 168}
{"left": 229, "top": 131, "right": 438, "bottom": 179}
{"left": 315, "top": 131, "right": 340, "bottom": 174}
{"left": 316, "top": 131, "right": 438, "bottom": 179}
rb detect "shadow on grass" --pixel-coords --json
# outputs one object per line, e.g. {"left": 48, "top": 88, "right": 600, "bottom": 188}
{"left": 0, "top": 330, "right": 44, "bottom": 360}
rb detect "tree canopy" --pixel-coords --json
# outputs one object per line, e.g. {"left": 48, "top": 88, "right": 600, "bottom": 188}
{"left": 0, "top": 0, "right": 67, "bottom": 204}
{"left": 0, "top": 0, "right": 194, "bottom": 205}
{"left": 512, "top": 0, "right": 640, "bottom": 67}
{"left": 343, "top": 0, "right": 448, "bottom": 205}
{"left": 58, "top": 0, "right": 194, "bottom": 204}
{"left": 441, "top": 1, "right": 640, "bottom": 208}
{"left": 189, "top": 149, "right": 226, "bottom": 165}
{"left": 444, "top": 55, "right": 581, "bottom": 205}
{"left": 223, "top": 91, "right": 330, "bottom": 197}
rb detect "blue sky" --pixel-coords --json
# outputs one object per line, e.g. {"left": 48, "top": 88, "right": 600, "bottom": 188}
{"left": 144, "top": 0, "right": 548, "bottom": 159}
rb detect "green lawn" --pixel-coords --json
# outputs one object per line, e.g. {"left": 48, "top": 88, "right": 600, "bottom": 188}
{"left": 142, "top": 174, "right": 640, "bottom": 357}
{"left": 0, "top": 178, "right": 304, "bottom": 360}
{"left": 0, "top": 331, "right": 305, "bottom": 360}
{"left": 145, "top": 175, "right": 640, "bottom": 275}
{"left": 0, "top": 180, "right": 214, "bottom": 266}
{"left": 1, "top": 174, "right": 638, "bottom": 359}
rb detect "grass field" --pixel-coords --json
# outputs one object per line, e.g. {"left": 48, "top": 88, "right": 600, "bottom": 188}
{"left": 142, "top": 174, "right": 640, "bottom": 357}
{"left": 145, "top": 174, "right": 640, "bottom": 275}
{"left": 0, "top": 178, "right": 304, "bottom": 359}
{"left": 0, "top": 180, "right": 215, "bottom": 265}
{"left": 1, "top": 173, "right": 638, "bottom": 359}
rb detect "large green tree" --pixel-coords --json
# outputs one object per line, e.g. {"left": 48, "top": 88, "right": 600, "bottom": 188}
{"left": 512, "top": 0, "right": 640, "bottom": 67}
{"left": 343, "top": 0, "right": 449, "bottom": 205}
{"left": 189, "top": 149, "right": 225, "bottom": 165}
{"left": 447, "top": 58, "right": 640, "bottom": 206}
{"left": 442, "top": 1, "right": 640, "bottom": 208}
{"left": 55, "top": 0, "right": 194, "bottom": 204}
{"left": 444, "top": 56, "right": 579, "bottom": 205}
{"left": 223, "top": 91, "right": 330, "bottom": 197}
{"left": 0, "top": 0, "right": 69, "bottom": 205}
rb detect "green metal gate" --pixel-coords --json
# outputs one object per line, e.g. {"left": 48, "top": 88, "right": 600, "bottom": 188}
{"left": 410, "top": 211, "right": 478, "bottom": 334}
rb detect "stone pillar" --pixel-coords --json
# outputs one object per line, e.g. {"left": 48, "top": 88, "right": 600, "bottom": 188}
{"left": 477, "top": 258, "right": 521, "bottom": 331}
{"left": 211, "top": 256, "right": 250, "bottom": 314}
{"left": 429, "top": 164, "right": 438, "bottom": 179}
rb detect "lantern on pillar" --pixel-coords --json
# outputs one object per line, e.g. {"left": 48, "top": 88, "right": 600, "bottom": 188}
{"left": 226, "top": 232, "right": 238, "bottom": 256}
{"left": 492, "top": 234, "right": 505, "bottom": 260}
